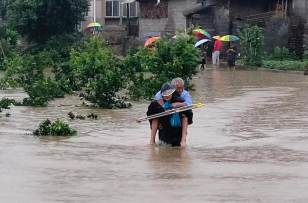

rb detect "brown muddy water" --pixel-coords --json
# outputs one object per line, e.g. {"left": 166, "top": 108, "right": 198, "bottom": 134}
{"left": 1, "top": 69, "right": 308, "bottom": 203}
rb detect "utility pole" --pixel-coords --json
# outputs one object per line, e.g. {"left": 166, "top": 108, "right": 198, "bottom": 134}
{"left": 93, "top": 0, "right": 96, "bottom": 22}
{"left": 126, "top": 2, "right": 130, "bottom": 35}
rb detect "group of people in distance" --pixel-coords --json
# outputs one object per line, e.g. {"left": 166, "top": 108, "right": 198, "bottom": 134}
{"left": 199, "top": 39, "right": 237, "bottom": 70}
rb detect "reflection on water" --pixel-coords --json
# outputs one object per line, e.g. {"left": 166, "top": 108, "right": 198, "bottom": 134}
{"left": 148, "top": 145, "right": 190, "bottom": 180}
{"left": 1, "top": 69, "right": 308, "bottom": 203}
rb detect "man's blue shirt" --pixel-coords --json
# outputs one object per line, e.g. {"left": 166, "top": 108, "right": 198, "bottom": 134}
{"left": 155, "top": 90, "right": 193, "bottom": 105}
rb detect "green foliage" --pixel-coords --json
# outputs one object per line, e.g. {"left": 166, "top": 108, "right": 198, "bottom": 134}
{"left": 124, "top": 35, "right": 199, "bottom": 100}
{"left": 33, "top": 119, "right": 77, "bottom": 136}
{"left": 69, "top": 37, "right": 131, "bottom": 108}
{"left": 265, "top": 47, "right": 298, "bottom": 61}
{"left": 239, "top": 25, "right": 265, "bottom": 67}
{"left": 23, "top": 79, "right": 66, "bottom": 106}
{"left": 304, "top": 50, "right": 308, "bottom": 59}
{"left": 0, "top": 27, "right": 19, "bottom": 71}
{"left": 5, "top": 51, "right": 55, "bottom": 86}
{"left": 262, "top": 60, "right": 308, "bottom": 71}
{"left": 26, "top": 33, "right": 84, "bottom": 60}
{"left": 4, "top": 50, "right": 68, "bottom": 106}
{"left": 0, "top": 98, "right": 14, "bottom": 112}
{"left": 123, "top": 48, "right": 145, "bottom": 72}
{"left": 0, "top": 77, "right": 10, "bottom": 90}
{"left": 53, "top": 62, "right": 82, "bottom": 92}
{"left": 2, "top": 0, "right": 89, "bottom": 43}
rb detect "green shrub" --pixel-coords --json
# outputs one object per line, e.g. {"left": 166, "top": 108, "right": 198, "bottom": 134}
{"left": 239, "top": 25, "right": 265, "bottom": 67}
{"left": 266, "top": 47, "right": 297, "bottom": 61}
{"left": 23, "top": 79, "right": 66, "bottom": 106}
{"left": 0, "top": 98, "right": 15, "bottom": 112}
{"left": 0, "top": 28, "right": 19, "bottom": 71}
{"left": 124, "top": 35, "right": 199, "bottom": 100}
{"left": 262, "top": 60, "right": 308, "bottom": 71}
{"left": 33, "top": 119, "right": 77, "bottom": 136}
{"left": 68, "top": 37, "right": 131, "bottom": 108}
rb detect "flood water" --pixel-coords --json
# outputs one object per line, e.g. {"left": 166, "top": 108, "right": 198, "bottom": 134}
{"left": 1, "top": 69, "right": 308, "bottom": 203}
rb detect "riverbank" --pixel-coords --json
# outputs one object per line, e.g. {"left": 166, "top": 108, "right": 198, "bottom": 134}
{"left": 218, "top": 61, "right": 306, "bottom": 75}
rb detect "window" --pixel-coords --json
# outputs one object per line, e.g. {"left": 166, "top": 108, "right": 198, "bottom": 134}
{"left": 106, "top": 0, "right": 120, "bottom": 17}
{"left": 122, "top": 1, "right": 137, "bottom": 17}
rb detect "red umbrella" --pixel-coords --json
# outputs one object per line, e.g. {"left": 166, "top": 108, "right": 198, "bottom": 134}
{"left": 144, "top": 37, "right": 161, "bottom": 47}
{"left": 192, "top": 29, "right": 211, "bottom": 40}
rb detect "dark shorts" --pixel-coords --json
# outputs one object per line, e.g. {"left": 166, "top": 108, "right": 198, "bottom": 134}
{"left": 200, "top": 59, "right": 206, "bottom": 64}
{"left": 147, "top": 101, "right": 193, "bottom": 146}
{"left": 227, "top": 59, "right": 235, "bottom": 67}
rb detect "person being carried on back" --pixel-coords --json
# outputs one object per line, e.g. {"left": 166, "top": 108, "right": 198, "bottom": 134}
{"left": 148, "top": 78, "right": 193, "bottom": 147}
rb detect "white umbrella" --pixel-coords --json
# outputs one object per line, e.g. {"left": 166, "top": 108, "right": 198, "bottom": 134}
{"left": 194, "top": 39, "right": 211, "bottom": 48}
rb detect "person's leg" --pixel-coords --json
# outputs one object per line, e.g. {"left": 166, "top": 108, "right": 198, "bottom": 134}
{"left": 233, "top": 60, "right": 236, "bottom": 70}
{"left": 212, "top": 52, "right": 216, "bottom": 68}
{"left": 201, "top": 59, "right": 205, "bottom": 69}
{"left": 181, "top": 117, "right": 188, "bottom": 147}
{"left": 213, "top": 51, "right": 218, "bottom": 69}
{"left": 217, "top": 51, "right": 220, "bottom": 68}
{"left": 227, "top": 60, "right": 231, "bottom": 71}
{"left": 150, "top": 118, "right": 159, "bottom": 144}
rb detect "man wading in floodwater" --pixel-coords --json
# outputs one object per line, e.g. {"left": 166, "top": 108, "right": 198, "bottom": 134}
{"left": 147, "top": 78, "right": 193, "bottom": 147}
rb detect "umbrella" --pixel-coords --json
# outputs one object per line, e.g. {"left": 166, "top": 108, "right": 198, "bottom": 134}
{"left": 213, "top": 35, "right": 221, "bottom": 40}
{"left": 144, "top": 37, "right": 161, "bottom": 47}
{"left": 220, "top": 35, "right": 239, "bottom": 42}
{"left": 143, "top": 33, "right": 159, "bottom": 39}
{"left": 86, "top": 22, "right": 102, "bottom": 30}
{"left": 194, "top": 39, "right": 211, "bottom": 48}
{"left": 192, "top": 29, "right": 211, "bottom": 40}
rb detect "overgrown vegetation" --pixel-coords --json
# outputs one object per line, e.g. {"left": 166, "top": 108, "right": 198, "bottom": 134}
{"left": 0, "top": 98, "right": 14, "bottom": 112}
{"left": 1, "top": 0, "right": 89, "bottom": 43}
{"left": 68, "top": 37, "right": 132, "bottom": 108}
{"left": 123, "top": 34, "right": 199, "bottom": 100}
{"left": 238, "top": 25, "right": 264, "bottom": 67}
{"left": 0, "top": 28, "right": 19, "bottom": 71}
{"left": 265, "top": 46, "right": 298, "bottom": 61}
{"left": 262, "top": 60, "right": 308, "bottom": 71}
{"left": 33, "top": 119, "right": 77, "bottom": 136}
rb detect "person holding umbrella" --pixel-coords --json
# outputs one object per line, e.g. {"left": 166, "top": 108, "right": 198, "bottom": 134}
{"left": 226, "top": 41, "right": 237, "bottom": 70}
{"left": 194, "top": 39, "right": 211, "bottom": 70}
{"left": 220, "top": 35, "right": 240, "bottom": 70}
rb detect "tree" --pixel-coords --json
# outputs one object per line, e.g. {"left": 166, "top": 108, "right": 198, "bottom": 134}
{"left": 1, "top": 0, "right": 89, "bottom": 43}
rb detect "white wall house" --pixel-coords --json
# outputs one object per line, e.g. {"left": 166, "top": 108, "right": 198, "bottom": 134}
{"left": 80, "top": 0, "right": 139, "bottom": 30}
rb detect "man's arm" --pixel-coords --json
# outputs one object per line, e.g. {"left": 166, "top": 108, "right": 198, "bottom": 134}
{"left": 155, "top": 91, "right": 165, "bottom": 106}
{"left": 182, "top": 91, "right": 193, "bottom": 105}
{"left": 172, "top": 91, "right": 193, "bottom": 108}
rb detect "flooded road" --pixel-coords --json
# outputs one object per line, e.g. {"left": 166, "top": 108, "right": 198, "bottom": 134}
{"left": 1, "top": 69, "right": 308, "bottom": 203}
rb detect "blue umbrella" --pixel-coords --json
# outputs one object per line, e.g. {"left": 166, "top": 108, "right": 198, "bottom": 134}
{"left": 143, "top": 33, "right": 159, "bottom": 39}
{"left": 194, "top": 39, "right": 211, "bottom": 48}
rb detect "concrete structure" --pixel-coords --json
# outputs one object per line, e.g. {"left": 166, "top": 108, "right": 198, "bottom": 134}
{"left": 137, "top": 0, "right": 199, "bottom": 38}
{"left": 137, "top": 0, "right": 308, "bottom": 54}
{"left": 80, "top": 0, "right": 140, "bottom": 36}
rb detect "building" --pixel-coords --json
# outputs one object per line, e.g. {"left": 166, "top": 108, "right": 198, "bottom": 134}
{"left": 80, "top": 0, "right": 140, "bottom": 36}
{"left": 136, "top": 0, "right": 308, "bottom": 54}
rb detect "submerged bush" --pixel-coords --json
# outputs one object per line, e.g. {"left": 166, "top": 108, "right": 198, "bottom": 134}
{"left": 124, "top": 35, "right": 199, "bottom": 100}
{"left": 23, "top": 79, "right": 66, "bottom": 106}
{"left": 33, "top": 119, "right": 77, "bottom": 136}
{"left": 0, "top": 98, "right": 15, "bottom": 112}
{"left": 69, "top": 37, "right": 131, "bottom": 108}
